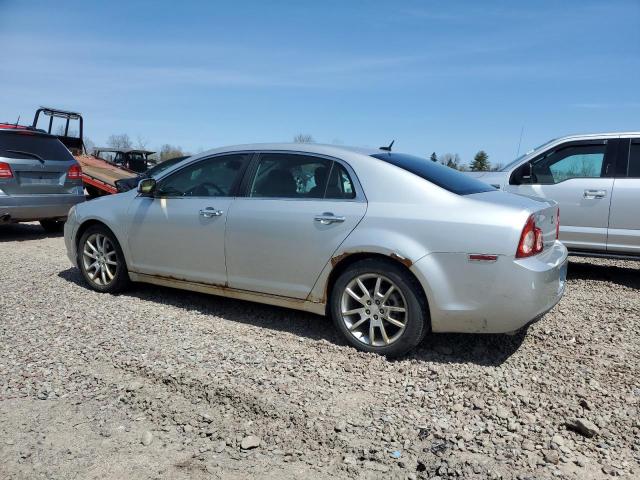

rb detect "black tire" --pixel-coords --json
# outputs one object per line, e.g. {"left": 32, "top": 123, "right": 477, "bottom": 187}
{"left": 330, "top": 258, "right": 429, "bottom": 357}
{"left": 39, "top": 219, "right": 65, "bottom": 233}
{"left": 77, "top": 224, "right": 130, "bottom": 293}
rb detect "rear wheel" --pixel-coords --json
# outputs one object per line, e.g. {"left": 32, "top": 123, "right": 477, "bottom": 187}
{"left": 78, "top": 225, "right": 130, "bottom": 293}
{"left": 39, "top": 219, "right": 65, "bottom": 233}
{"left": 330, "top": 258, "right": 428, "bottom": 357}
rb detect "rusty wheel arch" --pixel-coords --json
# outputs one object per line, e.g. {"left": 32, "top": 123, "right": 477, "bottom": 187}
{"left": 324, "top": 252, "right": 430, "bottom": 326}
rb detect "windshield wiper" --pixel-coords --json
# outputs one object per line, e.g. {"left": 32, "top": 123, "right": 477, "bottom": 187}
{"left": 6, "top": 150, "right": 45, "bottom": 163}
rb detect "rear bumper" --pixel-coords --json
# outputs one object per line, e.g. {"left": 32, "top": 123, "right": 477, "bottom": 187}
{"left": 411, "top": 241, "right": 568, "bottom": 333}
{"left": 0, "top": 193, "right": 85, "bottom": 221}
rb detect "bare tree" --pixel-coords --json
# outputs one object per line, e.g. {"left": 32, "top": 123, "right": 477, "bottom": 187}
{"left": 83, "top": 137, "right": 96, "bottom": 154}
{"left": 107, "top": 134, "right": 132, "bottom": 149}
{"left": 159, "top": 144, "right": 185, "bottom": 162}
{"left": 135, "top": 135, "right": 149, "bottom": 150}
{"left": 293, "top": 133, "right": 314, "bottom": 143}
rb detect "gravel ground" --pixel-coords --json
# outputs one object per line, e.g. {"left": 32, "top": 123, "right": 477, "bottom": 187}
{"left": 1, "top": 222, "right": 639, "bottom": 480}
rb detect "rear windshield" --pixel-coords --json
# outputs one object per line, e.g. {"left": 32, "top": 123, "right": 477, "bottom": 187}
{"left": 0, "top": 131, "right": 75, "bottom": 161}
{"left": 371, "top": 152, "right": 495, "bottom": 195}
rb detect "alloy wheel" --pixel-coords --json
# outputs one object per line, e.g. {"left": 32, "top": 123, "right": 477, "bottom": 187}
{"left": 340, "top": 273, "right": 408, "bottom": 346}
{"left": 82, "top": 233, "right": 118, "bottom": 286}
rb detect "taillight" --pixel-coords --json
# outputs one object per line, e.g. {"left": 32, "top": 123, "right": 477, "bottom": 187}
{"left": 67, "top": 164, "right": 82, "bottom": 180}
{"left": 0, "top": 161, "right": 13, "bottom": 178}
{"left": 556, "top": 207, "right": 560, "bottom": 240}
{"left": 516, "top": 214, "right": 544, "bottom": 258}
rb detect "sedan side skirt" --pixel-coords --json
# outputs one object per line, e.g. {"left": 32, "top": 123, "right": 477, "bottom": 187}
{"left": 128, "top": 272, "right": 327, "bottom": 315}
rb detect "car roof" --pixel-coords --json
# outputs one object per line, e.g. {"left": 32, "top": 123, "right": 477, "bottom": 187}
{"left": 0, "top": 125, "right": 56, "bottom": 138}
{"left": 196, "top": 142, "right": 381, "bottom": 158}
{"left": 551, "top": 131, "right": 640, "bottom": 142}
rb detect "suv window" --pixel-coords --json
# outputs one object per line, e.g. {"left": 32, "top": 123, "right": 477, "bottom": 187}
{"left": 371, "top": 152, "right": 494, "bottom": 195}
{"left": 530, "top": 144, "right": 606, "bottom": 184}
{"left": 628, "top": 141, "right": 640, "bottom": 178}
{"left": 156, "top": 153, "right": 251, "bottom": 197}
{"left": 0, "top": 131, "right": 75, "bottom": 161}
{"left": 250, "top": 153, "right": 355, "bottom": 199}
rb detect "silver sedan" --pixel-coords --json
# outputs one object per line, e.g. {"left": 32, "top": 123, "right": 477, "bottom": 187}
{"left": 64, "top": 143, "right": 568, "bottom": 357}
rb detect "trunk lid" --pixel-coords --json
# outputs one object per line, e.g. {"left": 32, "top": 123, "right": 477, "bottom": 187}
{"left": 467, "top": 190, "right": 559, "bottom": 251}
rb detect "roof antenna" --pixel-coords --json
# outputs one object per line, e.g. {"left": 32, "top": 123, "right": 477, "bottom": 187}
{"left": 379, "top": 140, "right": 394, "bottom": 152}
{"left": 14, "top": 115, "right": 20, "bottom": 127}
{"left": 516, "top": 125, "right": 524, "bottom": 157}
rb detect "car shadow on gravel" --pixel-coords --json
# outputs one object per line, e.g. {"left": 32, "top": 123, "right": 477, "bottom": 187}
{"left": 59, "top": 266, "right": 527, "bottom": 366}
{"left": 568, "top": 259, "right": 639, "bottom": 289}
{"left": 0, "top": 223, "right": 62, "bottom": 242}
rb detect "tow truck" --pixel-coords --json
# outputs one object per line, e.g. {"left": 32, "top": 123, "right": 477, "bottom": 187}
{"left": 31, "top": 107, "right": 145, "bottom": 197}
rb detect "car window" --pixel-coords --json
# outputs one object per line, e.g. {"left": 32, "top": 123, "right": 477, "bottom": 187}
{"left": 326, "top": 162, "right": 356, "bottom": 199}
{"left": 371, "top": 152, "right": 494, "bottom": 195}
{"left": 0, "top": 131, "right": 75, "bottom": 161}
{"left": 628, "top": 142, "right": 640, "bottom": 177}
{"left": 250, "top": 153, "right": 334, "bottom": 198}
{"left": 156, "top": 153, "right": 251, "bottom": 197}
{"left": 531, "top": 145, "right": 606, "bottom": 184}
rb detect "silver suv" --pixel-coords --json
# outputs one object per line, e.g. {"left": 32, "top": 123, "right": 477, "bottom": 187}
{"left": 468, "top": 133, "right": 640, "bottom": 259}
{"left": 0, "top": 125, "right": 85, "bottom": 232}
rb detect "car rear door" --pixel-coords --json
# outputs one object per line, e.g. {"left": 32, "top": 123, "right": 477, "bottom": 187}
{"left": 225, "top": 152, "right": 367, "bottom": 299}
{"left": 0, "top": 130, "right": 80, "bottom": 195}
{"left": 506, "top": 139, "right": 616, "bottom": 252}
{"left": 126, "top": 153, "right": 252, "bottom": 285}
{"left": 607, "top": 138, "right": 640, "bottom": 255}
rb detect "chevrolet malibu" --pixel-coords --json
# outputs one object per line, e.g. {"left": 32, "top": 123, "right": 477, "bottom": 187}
{"left": 64, "top": 144, "right": 568, "bottom": 357}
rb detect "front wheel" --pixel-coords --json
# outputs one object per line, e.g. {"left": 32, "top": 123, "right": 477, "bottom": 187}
{"left": 78, "top": 225, "right": 130, "bottom": 293}
{"left": 330, "top": 258, "right": 429, "bottom": 357}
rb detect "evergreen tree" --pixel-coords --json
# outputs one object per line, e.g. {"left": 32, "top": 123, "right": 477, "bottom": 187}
{"left": 470, "top": 150, "right": 490, "bottom": 171}
{"left": 430, "top": 152, "right": 438, "bottom": 162}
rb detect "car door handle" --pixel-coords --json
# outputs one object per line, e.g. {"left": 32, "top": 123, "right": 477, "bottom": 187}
{"left": 314, "top": 213, "right": 346, "bottom": 225}
{"left": 583, "top": 189, "right": 607, "bottom": 199}
{"left": 199, "top": 207, "right": 224, "bottom": 218}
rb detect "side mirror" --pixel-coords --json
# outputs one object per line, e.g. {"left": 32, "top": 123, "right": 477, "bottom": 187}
{"left": 137, "top": 178, "right": 156, "bottom": 196}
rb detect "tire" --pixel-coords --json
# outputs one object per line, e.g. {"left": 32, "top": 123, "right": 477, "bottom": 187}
{"left": 330, "top": 258, "right": 429, "bottom": 357}
{"left": 39, "top": 219, "right": 65, "bottom": 233}
{"left": 77, "top": 225, "right": 130, "bottom": 293}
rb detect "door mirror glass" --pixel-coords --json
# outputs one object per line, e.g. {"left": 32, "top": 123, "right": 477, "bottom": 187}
{"left": 137, "top": 178, "right": 156, "bottom": 195}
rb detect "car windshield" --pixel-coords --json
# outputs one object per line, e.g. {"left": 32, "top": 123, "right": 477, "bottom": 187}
{"left": 371, "top": 152, "right": 495, "bottom": 195}
{"left": 500, "top": 138, "right": 559, "bottom": 171}
{"left": 0, "top": 131, "right": 75, "bottom": 161}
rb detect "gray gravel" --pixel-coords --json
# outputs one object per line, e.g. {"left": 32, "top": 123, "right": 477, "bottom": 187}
{"left": 1, "top": 222, "right": 639, "bottom": 479}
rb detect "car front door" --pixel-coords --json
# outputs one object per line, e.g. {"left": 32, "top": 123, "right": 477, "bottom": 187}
{"left": 225, "top": 152, "right": 367, "bottom": 299}
{"left": 126, "top": 153, "right": 252, "bottom": 284}
{"left": 506, "top": 140, "right": 616, "bottom": 252}
{"left": 607, "top": 138, "right": 640, "bottom": 255}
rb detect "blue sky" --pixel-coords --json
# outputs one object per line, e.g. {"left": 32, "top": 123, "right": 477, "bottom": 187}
{"left": 1, "top": 0, "right": 638, "bottom": 166}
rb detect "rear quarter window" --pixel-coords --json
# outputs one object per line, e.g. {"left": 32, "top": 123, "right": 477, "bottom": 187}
{"left": 0, "top": 131, "right": 75, "bottom": 161}
{"left": 370, "top": 152, "right": 495, "bottom": 195}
